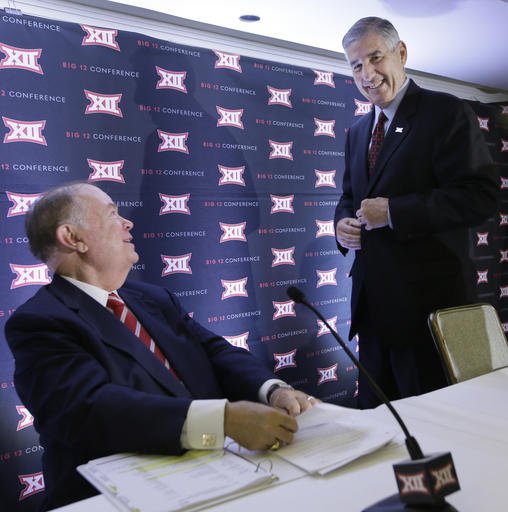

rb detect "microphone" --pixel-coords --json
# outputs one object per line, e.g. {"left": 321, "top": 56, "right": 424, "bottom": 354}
{"left": 287, "top": 286, "right": 460, "bottom": 512}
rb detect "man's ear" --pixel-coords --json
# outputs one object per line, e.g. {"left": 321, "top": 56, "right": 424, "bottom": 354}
{"left": 398, "top": 40, "right": 408, "bottom": 66}
{"left": 55, "top": 224, "right": 88, "bottom": 253}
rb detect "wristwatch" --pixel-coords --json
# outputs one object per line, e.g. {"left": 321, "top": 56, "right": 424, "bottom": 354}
{"left": 266, "top": 383, "right": 294, "bottom": 404}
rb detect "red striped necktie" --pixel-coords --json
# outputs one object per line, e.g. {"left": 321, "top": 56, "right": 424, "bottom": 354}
{"left": 106, "top": 292, "right": 173, "bottom": 372}
{"left": 368, "top": 111, "right": 387, "bottom": 175}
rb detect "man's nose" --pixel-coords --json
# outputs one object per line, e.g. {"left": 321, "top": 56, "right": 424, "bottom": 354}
{"left": 122, "top": 217, "right": 134, "bottom": 230}
{"left": 362, "top": 62, "right": 376, "bottom": 83}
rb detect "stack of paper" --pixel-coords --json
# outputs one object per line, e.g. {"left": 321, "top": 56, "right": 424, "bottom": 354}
{"left": 78, "top": 449, "right": 276, "bottom": 512}
{"left": 78, "top": 403, "right": 399, "bottom": 511}
{"left": 274, "top": 403, "right": 398, "bottom": 475}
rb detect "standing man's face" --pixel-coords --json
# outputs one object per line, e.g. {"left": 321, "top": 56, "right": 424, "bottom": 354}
{"left": 345, "top": 31, "right": 407, "bottom": 109}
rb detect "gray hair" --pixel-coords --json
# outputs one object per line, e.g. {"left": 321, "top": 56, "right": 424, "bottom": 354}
{"left": 25, "top": 182, "right": 93, "bottom": 262}
{"left": 342, "top": 17, "right": 400, "bottom": 52}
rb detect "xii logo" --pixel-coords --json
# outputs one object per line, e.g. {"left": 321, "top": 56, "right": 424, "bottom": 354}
{"left": 81, "top": 25, "right": 120, "bottom": 50}
{"left": 18, "top": 472, "right": 45, "bottom": 501}
{"left": 213, "top": 50, "right": 242, "bottom": 72}
{"left": 10, "top": 264, "right": 51, "bottom": 289}
{"left": 0, "top": 43, "right": 43, "bottom": 73}
{"left": 3, "top": 117, "right": 46, "bottom": 145}
{"left": 273, "top": 349, "right": 297, "bottom": 371}
{"left": 6, "top": 192, "right": 42, "bottom": 217}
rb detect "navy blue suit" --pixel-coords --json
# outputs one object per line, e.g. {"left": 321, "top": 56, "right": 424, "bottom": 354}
{"left": 334, "top": 80, "right": 499, "bottom": 405}
{"left": 5, "top": 275, "right": 276, "bottom": 510}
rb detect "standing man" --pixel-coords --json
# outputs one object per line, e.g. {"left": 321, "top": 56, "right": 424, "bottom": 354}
{"left": 5, "top": 182, "right": 314, "bottom": 510}
{"left": 335, "top": 17, "right": 499, "bottom": 408}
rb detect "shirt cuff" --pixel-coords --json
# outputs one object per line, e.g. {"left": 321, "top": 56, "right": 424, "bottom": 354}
{"left": 387, "top": 201, "right": 393, "bottom": 229}
{"left": 180, "top": 399, "right": 227, "bottom": 450}
{"left": 258, "top": 379, "right": 289, "bottom": 404}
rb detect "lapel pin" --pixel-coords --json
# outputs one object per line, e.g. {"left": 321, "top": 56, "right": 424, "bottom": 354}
{"left": 395, "top": 127, "right": 404, "bottom": 133}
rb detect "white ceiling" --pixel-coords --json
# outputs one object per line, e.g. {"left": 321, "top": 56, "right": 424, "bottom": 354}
{"left": 110, "top": 0, "right": 508, "bottom": 93}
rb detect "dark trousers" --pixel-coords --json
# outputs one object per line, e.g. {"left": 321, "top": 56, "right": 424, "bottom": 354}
{"left": 356, "top": 304, "right": 448, "bottom": 409}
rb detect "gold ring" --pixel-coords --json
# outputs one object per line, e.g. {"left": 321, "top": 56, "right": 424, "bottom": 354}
{"left": 269, "top": 440, "right": 280, "bottom": 451}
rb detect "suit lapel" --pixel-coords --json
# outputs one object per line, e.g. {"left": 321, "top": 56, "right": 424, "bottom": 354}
{"left": 366, "top": 81, "right": 419, "bottom": 195}
{"left": 49, "top": 276, "right": 190, "bottom": 397}
{"left": 352, "top": 112, "right": 374, "bottom": 200}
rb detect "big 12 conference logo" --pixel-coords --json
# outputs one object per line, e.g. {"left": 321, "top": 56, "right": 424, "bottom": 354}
{"left": 317, "top": 363, "right": 338, "bottom": 385}
{"left": 313, "top": 69, "right": 335, "bottom": 87}
{"left": 273, "top": 349, "right": 297, "bottom": 372}
{"left": 0, "top": 43, "right": 43, "bottom": 73}
{"left": 161, "top": 254, "right": 192, "bottom": 276}
{"left": 10, "top": 264, "right": 51, "bottom": 289}
{"left": 267, "top": 86, "right": 292, "bottom": 107}
{"left": 156, "top": 66, "right": 187, "bottom": 93}
{"left": 6, "top": 192, "right": 42, "bottom": 217}
{"left": 84, "top": 90, "right": 123, "bottom": 117}
{"left": 221, "top": 278, "right": 248, "bottom": 299}
{"left": 16, "top": 405, "right": 34, "bottom": 431}
{"left": 3, "top": 117, "right": 46, "bottom": 145}
{"left": 213, "top": 50, "right": 242, "bottom": 72}
{"left": 81, "top": 25, "right": 120, "bottom": 50}
{"left": 18, "top": 472, "right": 45, "bottom": 501}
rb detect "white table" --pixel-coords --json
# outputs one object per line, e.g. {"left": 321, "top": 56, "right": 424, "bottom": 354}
{"left": 52, "top": 368, "right": 508, "bottom": 512}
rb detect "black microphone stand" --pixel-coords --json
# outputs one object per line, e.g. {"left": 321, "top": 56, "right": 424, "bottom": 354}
{"left": 287, "top": 286, "right": 460, "bottom": 512}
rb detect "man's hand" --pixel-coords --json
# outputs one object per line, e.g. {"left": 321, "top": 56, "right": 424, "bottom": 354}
{"left": 356, "top": 197, "right": 389, "bottom": 230}
{"left": 224, "top": 401, "right": 298, "bottom": 451}
{"left": 269, "top": 387, "right": 318, "bottom": 416}
{"left": 336, "top": 217, "right": 362, "bottom": 249}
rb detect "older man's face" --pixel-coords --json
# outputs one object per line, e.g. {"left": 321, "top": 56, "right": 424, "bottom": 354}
{"left": 76, "top": 185, "right": 138, "bottom": 279}
{"left": 346, "top": 31, "right": 407, "bottom": 109}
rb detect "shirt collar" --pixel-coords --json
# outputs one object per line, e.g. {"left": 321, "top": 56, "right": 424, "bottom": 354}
{"left": 373, "top": 76, "right": 410, "bottom": 127}
{"left": 60, "top": 275, "right": 112, "bottom": 307}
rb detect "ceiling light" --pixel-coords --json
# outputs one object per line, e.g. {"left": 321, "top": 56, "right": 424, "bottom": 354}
{"left": 239, "top": 15, "right": 260, "bottom": 22}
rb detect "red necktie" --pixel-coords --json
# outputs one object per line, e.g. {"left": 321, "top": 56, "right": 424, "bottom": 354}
{"left": 368, "top": 111, "right": 387, "bottom": 175}
{"left": 106, "top": 292, "right": 172, "bottom": 371}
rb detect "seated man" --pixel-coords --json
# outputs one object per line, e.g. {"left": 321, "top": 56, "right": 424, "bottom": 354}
{"left": 5, "top": 182, "right": 314, "bottom": 511}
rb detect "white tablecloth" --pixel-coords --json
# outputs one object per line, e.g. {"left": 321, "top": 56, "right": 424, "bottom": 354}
{"left": 52, "top": 367, "right": 508, "bottom": 512}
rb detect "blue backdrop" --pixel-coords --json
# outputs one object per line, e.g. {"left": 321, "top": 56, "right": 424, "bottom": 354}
{"left": 1, "top": 9, "right": 506, "bottom": 510}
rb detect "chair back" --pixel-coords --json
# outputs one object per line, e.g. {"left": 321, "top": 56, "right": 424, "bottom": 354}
{"left": 428, "top": 303, "right": 508, "bottom": 384}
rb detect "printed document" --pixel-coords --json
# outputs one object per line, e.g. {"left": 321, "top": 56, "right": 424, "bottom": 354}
{"left": 78, "top": 449, "right": 275, "bottom": 512}
{"left": 78, "top": 403, "right": 398, "bottom": 511}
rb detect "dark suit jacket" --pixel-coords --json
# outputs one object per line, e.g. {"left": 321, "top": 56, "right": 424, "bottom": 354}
{"left": 335, "top": 80, "right": 499, "bottom": 346}
{"left": 5, "top": 275, "right": 276, "bottom": 510}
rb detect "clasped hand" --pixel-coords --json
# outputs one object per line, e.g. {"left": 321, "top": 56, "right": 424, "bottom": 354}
{"left": 336, "top": 197, "right": 389, "bottom": 249}
{"left": 224, "top": 388, "right": 317, "bottom": 451}
{"left": 355, "top": 197, "right": 389, "bottom": 230}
